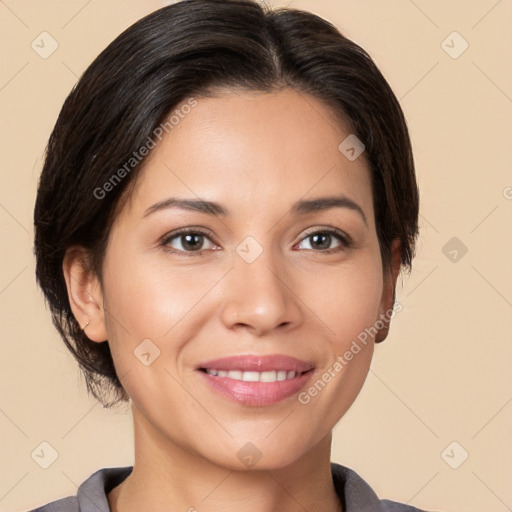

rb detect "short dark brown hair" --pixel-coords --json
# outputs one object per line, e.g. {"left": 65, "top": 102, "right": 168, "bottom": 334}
{"left": 34, "top": 0, "right": 419, "bottom": 407}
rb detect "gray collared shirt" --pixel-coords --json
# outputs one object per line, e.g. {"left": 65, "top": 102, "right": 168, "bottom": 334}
{"left": 27, "top": 462, "right": 437, "bottom": 511}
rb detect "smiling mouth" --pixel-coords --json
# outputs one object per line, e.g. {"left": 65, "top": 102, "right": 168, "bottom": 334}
{"left": 198, "top": 368, "right": 313, "bottom": 383}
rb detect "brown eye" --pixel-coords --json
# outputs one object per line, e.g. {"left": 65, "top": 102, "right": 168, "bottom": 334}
{"left": 297, "top": 228, "right": 351, "bottom": 253}
{"left": 161, "top": 228, "right": 217, "bottom": 255}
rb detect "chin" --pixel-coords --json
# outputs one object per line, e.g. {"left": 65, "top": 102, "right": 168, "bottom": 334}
{"left": 201, "top": 437, "right": 312, "bottom": 472}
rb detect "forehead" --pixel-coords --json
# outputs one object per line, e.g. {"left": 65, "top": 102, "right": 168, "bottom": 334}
{"left": 122, "top": 89, "right": 374, "bottom": 225}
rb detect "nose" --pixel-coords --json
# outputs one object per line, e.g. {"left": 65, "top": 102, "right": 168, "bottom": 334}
{"left": 219, "top": 245, "right": 303, "bottom": 337}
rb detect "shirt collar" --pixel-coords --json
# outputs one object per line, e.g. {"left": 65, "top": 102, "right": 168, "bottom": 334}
{"left": 76, "top": 463, "right": 383, "bottom": 512}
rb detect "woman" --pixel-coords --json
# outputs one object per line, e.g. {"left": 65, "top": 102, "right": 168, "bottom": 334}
{"left": 31, "top": 0, "right": 433, "bottom": 510}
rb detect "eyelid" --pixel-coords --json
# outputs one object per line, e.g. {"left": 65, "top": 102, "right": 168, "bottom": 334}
{"left": 161, "top": 226, "right": 214, "bottom": 240}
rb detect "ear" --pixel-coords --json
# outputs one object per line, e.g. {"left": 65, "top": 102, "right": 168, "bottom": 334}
{"left": 375, "top": 239, "right": 402, "bottom": 343}
{"left": 62, "top": 246, "right": 108, "bottom": 342}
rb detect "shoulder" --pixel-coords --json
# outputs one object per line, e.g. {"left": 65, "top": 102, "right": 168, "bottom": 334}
{"left": 331, "top": 462, "right": 439, "bottom": 512}
{"left": 25, "top": 466, "right": 133, "bottom": 512}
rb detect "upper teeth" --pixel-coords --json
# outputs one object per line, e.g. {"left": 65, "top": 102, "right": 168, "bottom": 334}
{"left": 205, "top": 369, "right": 299, "bottom": 382}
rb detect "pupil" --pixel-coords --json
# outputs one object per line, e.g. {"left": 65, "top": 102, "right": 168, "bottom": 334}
{"left": 312, "top": 233, "right": 330, "bottom": 249}
{"left": 183, "top": 234, "right": 202, "bottom": 250}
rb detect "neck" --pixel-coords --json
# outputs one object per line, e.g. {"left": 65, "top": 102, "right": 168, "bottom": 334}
{"left": 108, "top": 403, "right": 342, "bottom": 512}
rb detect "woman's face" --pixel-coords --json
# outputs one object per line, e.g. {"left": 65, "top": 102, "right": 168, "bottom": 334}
{"left": 94, "top": 88, "right": 398, "bottom": 469}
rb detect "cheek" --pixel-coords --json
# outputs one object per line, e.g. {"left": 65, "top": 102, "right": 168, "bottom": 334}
{"left": 102, "top": 248, "right": 216, "bottom": 335}
{"left": 295, "top": 258, "right": 381, "bottom": 429}
{"left": 100, "top": 248, "right": 228, "bottom": 378}
{"left": 303, "top": 254, "right": 383, "bottom": 348}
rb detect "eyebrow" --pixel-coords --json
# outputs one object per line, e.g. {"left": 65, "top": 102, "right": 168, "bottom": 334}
{"left": 291, "top": 195, "right": 367, "bottom": 226}
{"left": 143, "top": 194, "right": 368, "bottom": 226}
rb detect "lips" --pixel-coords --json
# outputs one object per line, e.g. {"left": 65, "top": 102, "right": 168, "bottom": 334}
{"left": 196, "top": 354, "right": 315, "bottom": 406}
{"left": 197, "top": 354, "right": 314, "bottom": 373}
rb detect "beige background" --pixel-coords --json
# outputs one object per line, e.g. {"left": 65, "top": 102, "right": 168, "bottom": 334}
{"left": 1, "top": 0, "right": 511, "bottom": 511}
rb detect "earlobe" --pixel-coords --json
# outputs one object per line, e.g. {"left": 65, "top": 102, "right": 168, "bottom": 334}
{"left": 62, "top": 246, "right": 108, "bottom": 342}
{"left": 375, "top": 239, "right": 402, "bottom": 344}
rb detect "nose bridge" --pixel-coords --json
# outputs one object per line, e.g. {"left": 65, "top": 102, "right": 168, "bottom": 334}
{"left": 220, "top": 235, "right": 300, "bottom": 334}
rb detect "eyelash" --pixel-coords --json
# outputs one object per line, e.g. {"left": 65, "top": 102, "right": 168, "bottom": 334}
{"left": 160, "top": 227, "right": 352, "bottom": 257}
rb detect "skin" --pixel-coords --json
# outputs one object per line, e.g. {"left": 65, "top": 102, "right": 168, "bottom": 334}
{"left": 63, "top": 88, "right": 401, "bottom": 512}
